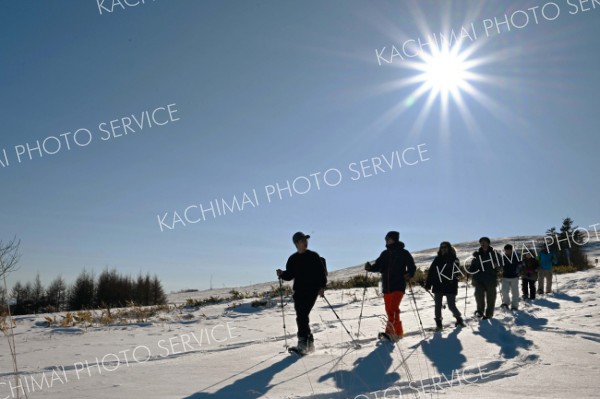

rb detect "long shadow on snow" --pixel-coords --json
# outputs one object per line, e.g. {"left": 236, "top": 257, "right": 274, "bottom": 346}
{"left": 513, "top": 311, "right": 548, "bottom": 330}
{"left": 314, "top": 340, "right": 400, "bottom": 398}
{"left": 292, "top": 342, "right": 534, "bottom": 399}
{"left": 182, "top": 355, "right": 300, "bottom": 398}
{"left": 533, "top": 298, "right": 560, "bottom": 309}
{"left": 476, "top": 318, "right": 534, "bottom": 359}
{"left": 552, "top": 292, "right": 582, "bottom": 303}
{"left": 421, "top": 328, "right": 467, "bottom": 375}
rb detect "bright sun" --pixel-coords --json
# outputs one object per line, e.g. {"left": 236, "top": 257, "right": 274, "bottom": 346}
{"left": 369, "top": 34, "right": 499, "bottom": 138}
{"left": 421, "top": 49, "right": 468, "bottom": 95}
{"left": 366, "top": 8, "right": 511, "bottom": 139}
{"left": 388, "top": 42, "right": 486, "bottom": 135}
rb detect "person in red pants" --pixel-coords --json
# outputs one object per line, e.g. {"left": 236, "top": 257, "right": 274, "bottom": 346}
{"left": 365, "top": 231, "right": 416, "bottom": 341}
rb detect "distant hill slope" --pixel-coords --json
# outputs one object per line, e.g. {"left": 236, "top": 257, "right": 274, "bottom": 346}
{"left": 169, "top": 235, "right": 600, "bottom": 304}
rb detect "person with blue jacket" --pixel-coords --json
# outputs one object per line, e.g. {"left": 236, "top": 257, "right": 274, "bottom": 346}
{"left": 537, "top": 248, "right": 557, "bottom": 294}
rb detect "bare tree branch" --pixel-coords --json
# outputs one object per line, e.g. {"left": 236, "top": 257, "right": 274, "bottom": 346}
{"left": 0, "top": 236, "right": 21, "bottom": 280}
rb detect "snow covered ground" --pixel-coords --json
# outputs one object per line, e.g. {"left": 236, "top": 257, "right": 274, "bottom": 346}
{"left": 1, "top": 237, "right": 599, "bottom": 398}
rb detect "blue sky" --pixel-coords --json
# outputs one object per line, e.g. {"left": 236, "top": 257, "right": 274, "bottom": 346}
{"left": 1, "top": 1, "right": 599, "bottom": 292}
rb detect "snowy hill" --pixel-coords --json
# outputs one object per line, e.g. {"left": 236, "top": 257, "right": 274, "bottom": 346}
{"left": 169, "top": 235, "right": 600, "bottom": 303}
{"left": 1, "top": 237, "right": 599, "bottom": 398}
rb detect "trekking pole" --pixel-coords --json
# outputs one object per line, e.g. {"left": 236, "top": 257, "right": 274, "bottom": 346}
{"left": 407, "top": 282, "right": 425, "bottom": 336}
{"left": 464, "top": 275, "right": 469, "bottom": 317}
{"left": 356, "top": 270, "right": 370, "bottom": 338}
{"left": 278, "top": 278, "right": 288, "bottom": 349}
{"left": 322, "top": 296, "right": 362, "bottom": 349}
{"left": 421, "top": 285, "right": 445, "bottom": 309}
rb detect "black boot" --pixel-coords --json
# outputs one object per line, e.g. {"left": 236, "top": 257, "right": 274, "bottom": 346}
{"left": 297, "top": 337, "right": 309, "bottom": 354}
{"left": 434, "top": 318, "right": 443, "bottom": 331}
{"left": 307, "top": 333, "right": 315, "bottom": 353}
{"left": 455, "top": 316, "right": 466, "bottom": 327}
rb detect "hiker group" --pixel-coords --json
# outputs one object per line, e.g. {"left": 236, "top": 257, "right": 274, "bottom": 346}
{"left": 276, "top": 231, "right": 558, "bottom": 353}
{"left": 434, "top": 236, "right": 556, "bottom": 323}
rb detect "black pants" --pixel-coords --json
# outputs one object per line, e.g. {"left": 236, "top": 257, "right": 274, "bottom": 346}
{"left": 522, "top": 279, "right": 536, "bottom": 299}
{"left": 434, "top": 293, "right": 462, "bottom": 320}
{"left": 473, "top": 281, "right": 497, "bottom": 318}
{"left": 293, "top": 291, "right": 319, "bottom": 340}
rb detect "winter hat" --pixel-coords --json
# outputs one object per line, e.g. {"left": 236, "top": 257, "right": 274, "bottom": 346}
{"left": 292, "top": 232, "right": 310, "bottom": 243}
{"left": 385, "top": 231, "right": 400, "bottom": 242}
{"left": 479, "top": 237, "right": 491, "bottom": 245}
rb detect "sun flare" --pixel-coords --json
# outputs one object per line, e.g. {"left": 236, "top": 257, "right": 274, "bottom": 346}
{"left": 420, "top": 48, "right": 469, "bottom": 95}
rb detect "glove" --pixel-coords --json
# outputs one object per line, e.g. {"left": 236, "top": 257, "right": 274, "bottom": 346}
{"left": 364, "top": 262, "right": 372, "bottom": 271}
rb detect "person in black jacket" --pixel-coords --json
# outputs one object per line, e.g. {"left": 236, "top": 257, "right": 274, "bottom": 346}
{"left": 467, "top": 237, "right": 499, "bottom": 319}
{"left": 500, "top": 244, "right": 521, "bottom": 311}
{"left": 276, "top": 232, "right": 327, "bottom": 353}
{"left": 521, "top": 252, "right": 539, "bottom": 300}
{"left": 425, "top": 241, "right": 465, "bottom": 330}
{"left": 365, "top": 231, "right": 416, "bottom": 340}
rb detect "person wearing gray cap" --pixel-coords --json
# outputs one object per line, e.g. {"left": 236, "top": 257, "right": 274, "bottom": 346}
{"left": 276, "top": 232, "right": 328, "bottom": 354}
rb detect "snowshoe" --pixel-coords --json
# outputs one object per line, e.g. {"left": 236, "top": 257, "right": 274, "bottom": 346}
{"left": 288, "top": 346, "right": 308, "bottom": 356}
{"left": 378, "top": 332, "right": 401, "bottom": 342}
{"left": 307, "top": 334, "right": 315, "bottom": 353}
{"left": 289, "top": 337, "right": 311, "bottom": 355}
